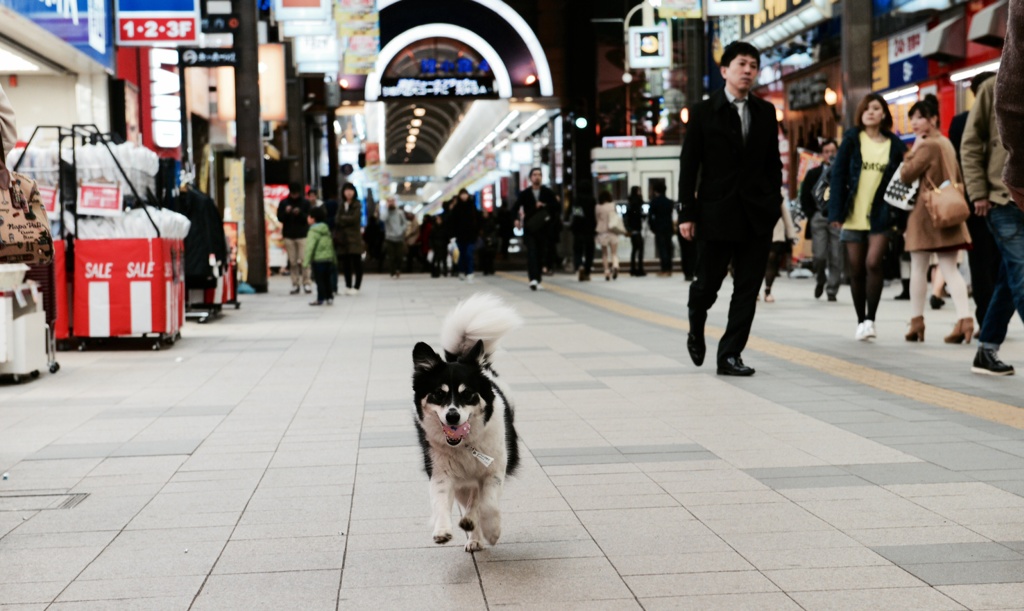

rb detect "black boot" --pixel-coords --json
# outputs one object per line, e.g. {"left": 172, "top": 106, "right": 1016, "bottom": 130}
{"left": 894, "top": 279, "right": 910, "bottom": 300}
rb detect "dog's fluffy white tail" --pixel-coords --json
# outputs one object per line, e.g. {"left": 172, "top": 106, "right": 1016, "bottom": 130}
{"left": 440, "top": 293, "right": 522, "bottom": 358}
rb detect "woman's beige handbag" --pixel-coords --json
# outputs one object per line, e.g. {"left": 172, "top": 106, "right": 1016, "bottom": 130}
{"left": 923, "top": 148, "right": 970, "bottom": 229}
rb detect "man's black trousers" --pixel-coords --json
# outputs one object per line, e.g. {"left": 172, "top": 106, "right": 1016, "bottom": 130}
{"left": 688, "top": 235, "right": 772, "bottom": 364}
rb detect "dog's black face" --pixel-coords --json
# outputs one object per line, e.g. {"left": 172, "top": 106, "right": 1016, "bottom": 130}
{"left": 413, "top": 341, "right": 495, "bottom": 447}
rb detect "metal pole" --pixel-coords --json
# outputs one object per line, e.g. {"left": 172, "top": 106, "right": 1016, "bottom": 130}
{"left": 841, "top": 0, "right": 873, "bottom": 128}
{"left": 236, "top": 0, "right": 268, "bottom": 292}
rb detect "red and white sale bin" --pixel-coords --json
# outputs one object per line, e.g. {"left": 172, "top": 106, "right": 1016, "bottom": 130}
{"left": 73, "top": 239, "right": 184, "bottom": 339}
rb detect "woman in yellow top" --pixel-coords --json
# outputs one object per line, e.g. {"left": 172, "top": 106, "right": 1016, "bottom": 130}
{"left": 828, "top": 94, "right": 908, "bottom": 341}
{"left": 899, "top": 95, "right": 973, "bottom": 343}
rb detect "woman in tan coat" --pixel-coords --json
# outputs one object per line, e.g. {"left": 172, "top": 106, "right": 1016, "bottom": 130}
{"left": 899, "top": 95, "right": 973, "bottom": 343}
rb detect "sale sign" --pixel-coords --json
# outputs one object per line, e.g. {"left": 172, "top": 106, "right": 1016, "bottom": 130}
{"left": 37, "top": 186, "right": 60, "bottom": 215}
{"left": 78, "top": 183, "right": 123, "bottom": 217}
{"left": 116, "top": 0, "right": 200, "bottom": 46}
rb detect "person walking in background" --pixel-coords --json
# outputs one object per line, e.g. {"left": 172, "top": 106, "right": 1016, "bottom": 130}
{"left": 449, "top": 188, "right": 481, "bottom": 283}
{"left": 762, "top": 202, "right": 798, "bottom": 302}
{"left": 383, "top": 200, "right": 408, "bottom": 278}
{"left": 595, "top": 191, "right": 621, "bottom": 281}
{"left": 678, "top": 42, "right": 782, "bottom": 377}
{"left": 801, "top": 139, "right": 842, "bottom": 301}
{"left": 304, "top": 206, "right": 336, "bottom": 306}
{"left": 479, "top": 207, "right": 499, "bottom": 276}
{"left": 403, "top": 208, "right": 422, "bottom": 273}
{"left": 828, "top": 94, "right": 907, "bottom": 341}
{"left": 570, "top": 181, "right": 597, "bottom": 281}
{"left": 514, "top": 167, "right": 559, "bottom": 291}
{"left": 277, "top": 182, "right": 312, "bottom": 295}
{"left": 626, "top": 186, "right": 647, "bottom": 276}
{"left": 899, "top": 96, "right": 973, "bottom": 344}
{"left": 972, "top": 0, "right": 1024, "bottom": 375}
{"left": 648, "top": 183, "right": 675, "bottom": 277}
{"left": 333, "top": 183, "right": 365, "bottom": 296}
{"left": 429, "top": 214, "right": 450, "bottom": 278}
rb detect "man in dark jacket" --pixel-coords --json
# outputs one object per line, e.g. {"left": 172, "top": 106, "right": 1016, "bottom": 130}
{"left": 277, "top": 182, "right": 312, "bottom": 294}
{"left": 678, "top": 41, "right": 782, "bottom": 377}
{"left": 800, "top": 139, "right": 841, "bottom": 301}
{"left": 647, "top": 183, "right": 675, "bottom": 276}
{"left": 514, "top": 167, "right": 559, "bottom": 290}
{"left": 570, "top": 181, "right": 597, "bottom": 281}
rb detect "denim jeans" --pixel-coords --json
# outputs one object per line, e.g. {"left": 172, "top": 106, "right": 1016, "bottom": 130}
{"left": 655, "top": 232, "right": 674, "bottom": 271}
{"left": 457, "top": 240, "right": 476, "bottom": 276}
{"left": 978, "top": 205, "right": 1024, "bottom": 348}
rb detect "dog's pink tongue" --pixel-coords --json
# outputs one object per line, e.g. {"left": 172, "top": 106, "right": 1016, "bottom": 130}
{"left": 445, "top": 421, "right": 471, "bottom": 439}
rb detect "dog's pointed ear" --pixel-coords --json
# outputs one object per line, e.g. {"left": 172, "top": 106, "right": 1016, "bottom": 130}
{"left": 413, "top": 342, "right": 443, "bottom": 372}
{"left": 460, "top": 339, "right": 486, "bottom": 365}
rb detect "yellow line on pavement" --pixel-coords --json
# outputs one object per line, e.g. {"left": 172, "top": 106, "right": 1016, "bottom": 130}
{"left": 498, "top": 272, "right": 1024, "bottom": 429}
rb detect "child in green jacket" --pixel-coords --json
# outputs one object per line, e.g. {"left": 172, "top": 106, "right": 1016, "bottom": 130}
{"left": 304, "top": 206, "right": 338, "bottom": 305}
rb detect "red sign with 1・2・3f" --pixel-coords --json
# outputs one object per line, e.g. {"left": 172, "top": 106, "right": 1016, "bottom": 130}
{"left": 118, "top": 17, "right": 198, "bottom": 44}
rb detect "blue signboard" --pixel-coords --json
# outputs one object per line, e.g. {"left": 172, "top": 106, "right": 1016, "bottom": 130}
{"left": 2, "top": 0, "right": 114, "bottom": 69}
{"left": 118, "top": 0, "right": 195, "bottom": 10}
{"left": 889, "top": 55, "right": 928, "bottom": 88}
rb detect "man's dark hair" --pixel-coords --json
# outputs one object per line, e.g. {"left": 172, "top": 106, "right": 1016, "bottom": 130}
{"left": 970, "top": 72, "right": 996, "bottom": 95}
{"left": 529, "top": 167, "right": 542, "bottom": 177}
{"left": 309, "top": 206, "right": 326, "bottom": 223}
{"left": 820, "top": 138, "right": 838, "bottom": 150}
{"left": 288, "top": 181, "right": 303, "bottom": 196}
{"left": 651, "top": 182, "right": 665, "bottom": 196}
{"left": 598, "top": 190, "right": 613, "bottom": 204}
{"left": 720, "top": 42, "right": 760, "bottom": 69}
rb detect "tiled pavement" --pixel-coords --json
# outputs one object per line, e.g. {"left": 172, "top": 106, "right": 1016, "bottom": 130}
{"left": 1, "top": 270, "right": 1024, "bottom": 609}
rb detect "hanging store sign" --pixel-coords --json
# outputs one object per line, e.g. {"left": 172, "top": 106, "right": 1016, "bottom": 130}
{"left": 7, "top": 0, "right": 113, "bottom": 68}
{"left": 200, "top": 14, "right": 239, "bottom": 34}
{"left": 77, "top": 183, "right": 123, "bottom": 217}
{"left": 336, "top": 0, "right": 380, "bottom": 76}
{"left": 37, "top": 186, "right": 60, "bottom": 215}
{"left": 788, "top": 73, "right": 828, "bottom": 110}
{"left": 707, "top": 0, "right": 761, "bottom": 17}
{"left": 115, "top": 0, "right": 200, "bottom": 46}
{"left": 379, "top": 78, "right": 498, "bottom": 99}
{"left": 888, "top": 26, "right": 928, "bottom": 88}
{"left": 602, "top": 136, "right": 647, "bottom": 149}
{"left": 293, "top": 34, "right": 339, "bottom": 63}
{"left": 272, "top": 0, "right": 330, "bottom": 22}
{"left": 659, "top": 0, "right": 702, "bottom": 19}
{"left": 628, "top": 24, "right": 672, "bottom": 69}
{"left": 149, "top": 49, "right": 182, "bottom": 149}
{"left": 179, "top": 48, "right": 239, "bottom": 67}
{"left": 871, "top": 39, "right": 890, "bottom": 92}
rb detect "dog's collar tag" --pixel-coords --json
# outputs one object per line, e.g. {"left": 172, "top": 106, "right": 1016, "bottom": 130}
{"left": 469, "top": 446, "right": 494, "bottom": 467}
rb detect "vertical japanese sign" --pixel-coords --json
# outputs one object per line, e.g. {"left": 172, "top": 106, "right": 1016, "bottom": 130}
{"left": 888, "top": 26, "right": 928, "bottom": 88}
{"left": 871, "top": 39, "right": 890, "bottom": 92}
{"left": 336, "top": 0, "right": 379, "bottom": 75}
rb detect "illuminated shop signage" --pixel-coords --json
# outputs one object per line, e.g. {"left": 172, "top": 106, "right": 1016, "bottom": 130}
{"left": 379, "top": 78, "right": 497, "bottom": 99}
{"left": 150, "top": 48, "right": 182, "bottom": 149}
{"left": 8, "top": 0, "right": 113, "bottom": 67}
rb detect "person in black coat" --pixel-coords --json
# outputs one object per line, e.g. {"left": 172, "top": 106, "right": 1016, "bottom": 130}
{"left": 449, "top": 189, "right": 481, "bottom": 281}
{"left": 678, "top": 42, "right": 783, "bottom": 377}
{"left": 570, "top": 180, "right": 597, "bottom": 281}
{"left": 514, "top": 167, "right": 560, "bottom": 290}
{"left": 647, "top": 183, "right": 675, "bottom": 275}
{"left": 625, "top": 186, "right": 647, "bottom": 276}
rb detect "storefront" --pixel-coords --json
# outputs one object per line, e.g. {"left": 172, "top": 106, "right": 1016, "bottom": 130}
{"left": 873, "top": 0, "right": 1005, "bottom": 139}
{"left": 0, "top": 0, "right": 116, "bottom": 141}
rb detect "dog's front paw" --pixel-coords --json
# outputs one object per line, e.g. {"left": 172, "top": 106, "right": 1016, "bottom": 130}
{"left": 464, "top": 539, "right": 483, "bottom": 553}
{"left": 458, "top": 517, "right": 475, "bottom": 532}
{"left": 432, "top": 530, "right": 453, "bottom": 544}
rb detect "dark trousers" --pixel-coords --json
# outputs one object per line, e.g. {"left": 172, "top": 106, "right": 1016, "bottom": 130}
{"left": 979, "top": 205, "right": 1024, "bottom": 347}
{"left": 967, "top": 213, "right": 1002, "bottom": 327}
{"left": 524, "top": 233, "right": 547, "bottom": 283}
{"left": 311, "top": 262, "right": 333, "bottom": 303}
{"left": 677, "top": 232, "right": 696, "bottom": 279}
{"left": 431, "top": 247, "right": 448, "bottom": 277}
{"left": 457, "top": 240, "right": 476, "bottom": 276}
{"left": 340, "top": 253, "right": 363, "bottom": 290}
{"left": 479, "top": 245, "right": 496, "bottom": 275}
{"left": 630, "top": 232, "right": 645, "bottom": 273}
{"left": 688, "top": 235, "right": 772, "bottom": 362}
{"left": 572, "top": 232, "right": 595, "bottom": 272}
{"left": 655, "top": 232, "right": 674, "bottom": 272}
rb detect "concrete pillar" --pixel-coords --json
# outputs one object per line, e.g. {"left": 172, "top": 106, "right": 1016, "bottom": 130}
{"left": 841, "top": 0, "right": 873, "bottom": 128}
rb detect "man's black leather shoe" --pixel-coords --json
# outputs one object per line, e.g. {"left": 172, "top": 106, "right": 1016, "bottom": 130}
{"left": 687, "top": 332, "right": 705, "bottom": 367}
{"left": 717, "top": 356, "right": 755, "bottom": 376}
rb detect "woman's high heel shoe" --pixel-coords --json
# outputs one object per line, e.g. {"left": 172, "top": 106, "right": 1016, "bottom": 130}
{"left": 945, "top": 317, "right": 975, "bottom": 344}
{"left": 612, "top": 267, "right": 618, "bottom": 280}
{"left": 905, "top": 316, "right": 925, "bottom": 342}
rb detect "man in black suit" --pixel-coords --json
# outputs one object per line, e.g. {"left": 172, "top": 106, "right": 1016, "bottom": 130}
{"left": 514, "top": 167, "right": 560, "bottom": 290}
{"left": 678, "top": 41, "right": 782, "bottom": 377}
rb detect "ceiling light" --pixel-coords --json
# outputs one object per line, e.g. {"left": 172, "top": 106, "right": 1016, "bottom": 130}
{"left": 824, "top": 87, "right": 838, "bottom": 106}
{"left": 339, "top": 78, "right": 350, "bottom": 89}
{"left": 407, "top": 135, "right": 417, "bottom": 142}
{"left": 410, "top": 119, "right": 423, "bottom": 127}
{"left": 882, "top": 85, "right": 919, "bottom": 102}
{"left": 413, "top": 107, "right": 426, "bottom": 117}
{"left": 409, "top": 128, "right": 420, "bottom": 135}
{"left": 525, "top": 74, "right": 537, "bottom": 85}
{"left": 950, "top": 60, "right": 1000, "bottom": 82}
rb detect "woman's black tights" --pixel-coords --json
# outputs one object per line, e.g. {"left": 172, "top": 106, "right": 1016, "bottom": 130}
{"left": 845, "top": 233, "right": 889, "bottom": 323}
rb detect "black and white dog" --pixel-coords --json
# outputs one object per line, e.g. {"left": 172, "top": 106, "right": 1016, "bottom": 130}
{"left": 412, "top": 293, "right": 521, "bottom": 552}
